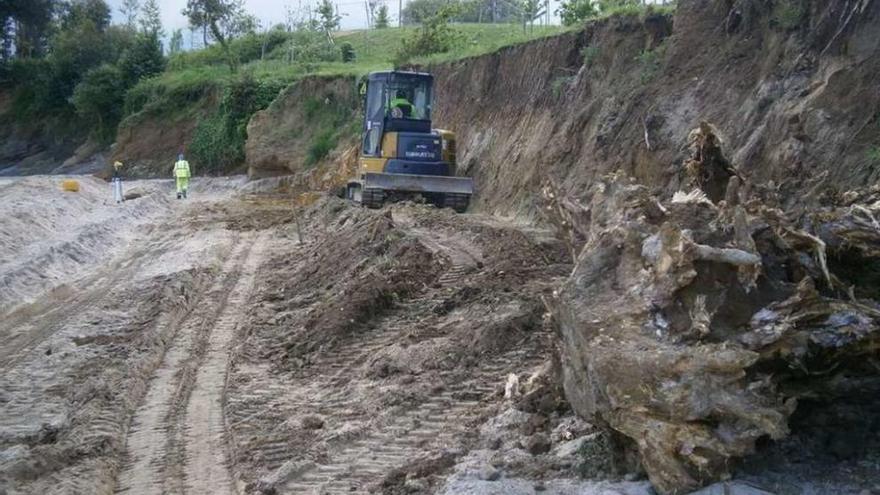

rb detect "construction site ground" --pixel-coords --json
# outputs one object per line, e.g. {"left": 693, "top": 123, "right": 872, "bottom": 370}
{"left": 3, "top": 176, "right": 878, "bottom": 495}
{"left": 0, "top": 176, "right": 650, "bottom": 495}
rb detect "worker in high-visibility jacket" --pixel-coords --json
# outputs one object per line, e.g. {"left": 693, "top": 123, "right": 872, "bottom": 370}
{"left": 173, "top": 153, "right": 191, "bottom": 199}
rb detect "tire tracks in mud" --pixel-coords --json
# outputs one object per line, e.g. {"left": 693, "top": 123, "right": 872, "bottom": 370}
{"left": 0, "top": 239, "right": 157, "bottom": 372}
{"left": 281, "top": 344, "right": 546, "bottom": 494}
{"left": 116, "top": 231, "right": 268, "bottom": 495}
{"left": 0, "top": 217, "right": 197, "bottom": 373}
{"left": 231, "top": 222, "right": 550, "bottom": 494}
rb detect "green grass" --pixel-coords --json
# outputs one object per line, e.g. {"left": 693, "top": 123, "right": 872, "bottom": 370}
{"left": 602, "top": 2, "right": 676, "bottom": 18}
{"left": 125, "top": 24, "right": 567, "bottom": 121}
{"left": 176, "top": 24, "right": 566, "bottom": 80}
{"left": 407, "top": 23, "right": 566, "bottom": 64}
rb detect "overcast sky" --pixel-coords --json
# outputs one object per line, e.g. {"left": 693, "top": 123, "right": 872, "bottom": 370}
{"left": 105, "top": 0, "right": 567, "bottom": 47}
{"left": 106, "top": 0, "right": 420, "bottom": 39}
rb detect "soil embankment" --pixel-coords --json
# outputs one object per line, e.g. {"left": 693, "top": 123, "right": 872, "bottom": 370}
{"left": 2, "top": 1, "right": 880, "bottom": 494}
{"left": 429, "top": 0, "right": 880, "bottom": 215}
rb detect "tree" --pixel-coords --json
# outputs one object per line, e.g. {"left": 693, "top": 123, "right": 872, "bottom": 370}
{"left": 183, "top": 0, "right": 256, "bottom": 71}
{"left": 395, "top": 3, "right": 460, "bottom": 64}
{"left": 400, "top": 0, "right": 517, "bottom": 25}
{"left": 29, "top": 0, "right": 119, "bottom": 114}
{"left": 72, "top": 63, "right": 125, "bottom": 139}
{"left": 139, "top": 0, "right": 164, "bottom": 38}
{"left": 317, "top": 0, "right": 340, "bottom": 35}
{"left": 169, "top": 28, "right": 184, "bottom": 54}
{"left": 119, "top": 0, "right": 140, "bottom": 29}
{"left": 520, "top": 0, "right": 541, "bottom": 32}
{"left": 2, "top": 0, "right": 57, "bottom": 59}
{"left": 375, "top": 5, "right": 390, "bottom": 28}
{"left": 61, "top": 0, "right": 112, "bottom": 31}
{"left": 117, "top": 32, "right": 165, "bottom": 85}
{"left": 556, "top": 0, "right": 598, "bottom": 26}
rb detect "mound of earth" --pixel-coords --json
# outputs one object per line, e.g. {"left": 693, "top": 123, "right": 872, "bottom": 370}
{"left": 549, "top": 125, "right": 880, "bottom": 494}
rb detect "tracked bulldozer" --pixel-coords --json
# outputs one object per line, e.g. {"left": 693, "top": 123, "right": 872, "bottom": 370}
{"left": 345, "top": 71, "right": 474, "bottom": 213}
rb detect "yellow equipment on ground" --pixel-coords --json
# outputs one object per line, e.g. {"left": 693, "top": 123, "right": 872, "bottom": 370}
{"left": 345, "top": 71, "right": 474, "bottom": 213}
{"left": 61, "top": 180, "right": 80, "bottom": 192}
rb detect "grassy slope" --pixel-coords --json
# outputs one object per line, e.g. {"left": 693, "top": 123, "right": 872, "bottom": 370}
{"left": 131, "top": 24, "right": 567, "bottom": 115}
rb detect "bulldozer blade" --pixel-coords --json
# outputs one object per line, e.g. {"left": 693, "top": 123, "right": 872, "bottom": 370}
{"left": 363, "top": 172, "right": 474, "bottom": 195}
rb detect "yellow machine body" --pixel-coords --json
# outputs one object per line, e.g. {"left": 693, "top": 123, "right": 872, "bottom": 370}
{"left": 348, "top": 70, "right": 473, "bottom": 213}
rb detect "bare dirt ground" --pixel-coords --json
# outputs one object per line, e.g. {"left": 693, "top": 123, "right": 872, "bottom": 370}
{"left": 2, "top": 178, "right": 631, "bottom": 495}
{"left": 3, "top": 177, "right": 877, "bottom": 495}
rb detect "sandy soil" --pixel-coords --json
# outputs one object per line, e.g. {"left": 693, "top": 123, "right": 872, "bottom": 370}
{"left": 2, "top": 177, "right": 877, "bottom": 495}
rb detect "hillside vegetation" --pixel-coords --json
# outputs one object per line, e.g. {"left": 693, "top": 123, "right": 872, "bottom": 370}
{"left": 129, "top": 23, "right": 565, "bottom": 173}
{"left": 1, "top": 0, "right": 677, "bottom": 176}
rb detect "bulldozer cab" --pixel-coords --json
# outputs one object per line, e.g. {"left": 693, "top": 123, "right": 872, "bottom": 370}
{"left": 362, "top": 71, "right": 433, "bottom": 157}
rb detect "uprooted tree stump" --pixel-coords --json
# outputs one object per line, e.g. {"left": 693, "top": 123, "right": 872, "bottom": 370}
{"left": 548, "top": 168, "right": 880, "bottom": 493}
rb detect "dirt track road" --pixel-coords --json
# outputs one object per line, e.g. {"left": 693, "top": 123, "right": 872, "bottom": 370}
{"left": 116, "top": 233, "right": 268, "bottom": 495}
{"left": 0, "top": 178, "right": 577, "bottom": 495}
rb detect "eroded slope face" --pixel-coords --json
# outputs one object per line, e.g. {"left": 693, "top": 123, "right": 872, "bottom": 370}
{"left": 550, "top": 140, "right": 880, "bottom": 493}
{"left": 431, "top": 0, "right": 880, "bottom": 217}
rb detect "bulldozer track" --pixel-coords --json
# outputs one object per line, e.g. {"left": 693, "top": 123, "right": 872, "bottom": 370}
{"left": 225, "top": 225, "right": 547, "bottom": 494}
{"left": 279, "top": 342, "right": 546, "bottom": 494}
{"left": 116, "top": 232, "right": 268, "bottom": 495}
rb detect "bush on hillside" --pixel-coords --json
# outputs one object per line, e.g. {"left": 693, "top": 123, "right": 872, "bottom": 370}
{"left": 190, "top": 74, "right": 285, "bottom": 173}
{"left": 117, "top": 33, "right": 166, "bottom": 86}
{"left": 167, "top": 30, "right": 294, "bottom": 71}
{"left": 286, "top": 29, "right": 340, "bottom": 64}
{"left": 123, "top": 69, "right": 222, "bottom": 117}
{"left": 557, "top": 0, "right": 599, "bottom": 26}
{"left": 72, "top": 64, "right": 127, "bottom": 141}
{"left": 340, "top": 42, "right": 356, "bottom": 62}
{"left": 395, "top": 5, "right": 463, "bottom": 65}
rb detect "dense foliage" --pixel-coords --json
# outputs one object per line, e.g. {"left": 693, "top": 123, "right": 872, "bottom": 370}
{"left": 395, "top": 4, "right": 463, "bottom": 64}
{"left": 1, "top": 0, "right": 164, "bottom": 141}
{"left": 401, "top": 0, "right": 522, "bottom": 24}
{"left": 1, "top": 0, "right": 576, "bottom": 173}
{"left": 557, "top": 0, "right": 675, "bottom": 26}
{"left": 190, "top": 75, "right": 284, "bottom": 172}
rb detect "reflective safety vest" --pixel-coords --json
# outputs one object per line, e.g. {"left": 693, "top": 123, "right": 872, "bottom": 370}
{"left": 390, "top": 97, "right": 414, "bottom": 117}
{"left": 174, "top": 160, "right": 191, "bottom": 178}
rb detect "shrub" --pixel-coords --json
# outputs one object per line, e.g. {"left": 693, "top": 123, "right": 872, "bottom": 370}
{"left": 635, "top": 41, "right": 666, "bottom": 83}
{"left": 551, "top": 75, "right": 575, "bottom": 97}
{"left": 395, "top": 5, "right": 462, "bottom": 65}
{"left": 123, "top": 70, "right": 221, "bottom": 117}
{"left": 306, "top": 128, "right": 337, "bottom": 166}
{"left": 117, "top": 33, "right": 166, "bottom": 86}
{"left": 72, "top": 64, "right": 127, "bottom": 141}
{"left": 340, "top": 42, "right": 356, "bottom": 63}
{"left": 557, "top": 0, "right": 599, "bottom": 26}
{"left": 167, "top": 30, "right": 293, "bottom": 71}
{"left": 190, "top": 74, "right": 285, "bottom": 173}
{"left": 581, "top": 45, "right": 599, "bottom": 66}
{"left": 276, "top": 29, "right": 340, "bottom": 64}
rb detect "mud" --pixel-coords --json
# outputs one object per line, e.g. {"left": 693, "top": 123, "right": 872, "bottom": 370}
{"left": 224, "top": 199, "right": 572, "bottom": 494}
{"left": 0, "top": 179, "right": 589, "bottom": 495}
